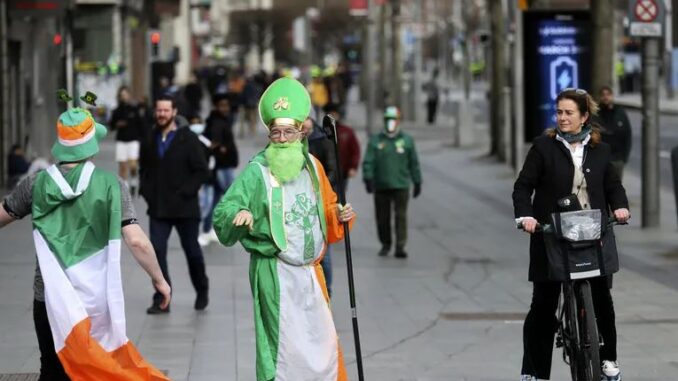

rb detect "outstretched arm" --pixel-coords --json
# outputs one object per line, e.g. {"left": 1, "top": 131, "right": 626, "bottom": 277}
{"left": 122, "top": 224, "right": 171, "bottom": 309}
{"left": 0, "top": 204, "right": 15, "bottom": 228}
{"left": 1, "top": 175, "right": 36, "bottom": 229}
{"left": 213, "top": 163, "right": 260, "bottom": 246}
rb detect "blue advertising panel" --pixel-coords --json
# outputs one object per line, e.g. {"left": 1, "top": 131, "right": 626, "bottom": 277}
{"left": 524, "top": 11, "right": 591, "bottom": 141}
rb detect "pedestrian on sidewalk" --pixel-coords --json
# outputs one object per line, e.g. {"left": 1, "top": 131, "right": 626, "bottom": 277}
{"left": 213, "top": 77, "right": 355, "bottom": 381}
{"left": 513, "top": 88, "right": 630, "bottom": 381}
{"left": 302, "top": 116, "right": 338, "bottom": 296}
{"left": 309, "top": 66, "right": 330, "bottom": 120}
{"left": 109, "top": 86, "right": 143, "bottom": 196}
{"left": 139, "top": 94, "right": 210, "bottom": 314}
{"left": 188, "top": 116, "right": 217, "bottom": 247}
{"left": 0, "top": 104, "right": 171, "bottom": 380}
{"left": 202, "top": 93, "right": 239, "bottom": 245}
{"left": 363, "top": 106, "right": 422, "bottom": 258}
{"left": 183, "top": 72, "right": 204, "bottom": 120}
{"left": 324, "top": 103, "right": 361, "bottom": 196}
{"left": 240, "top": 74, "right": 264, "bottom": 138}
{"left": 594, "top": 86, "right": 632, "bottom": 180}
{"left": 423, "top": 69, "right": 440, "bottom": 125}
{"left": 7, "top": 143, "right": 30, "bottom": 189}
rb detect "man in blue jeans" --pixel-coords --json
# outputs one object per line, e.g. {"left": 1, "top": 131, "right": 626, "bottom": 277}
{"left": 201, "top": 93, "right": 239, "bottom": 244}
{"left": 139, "top": 95, "right": 210, "bottom": 314}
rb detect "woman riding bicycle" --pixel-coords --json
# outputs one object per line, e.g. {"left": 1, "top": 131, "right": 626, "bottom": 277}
{"left": 513, "top": 88, "right": 630, "bottom": 381}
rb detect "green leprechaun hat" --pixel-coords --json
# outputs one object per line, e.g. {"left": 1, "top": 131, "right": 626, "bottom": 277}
{"left": 51, "top": 90, "right": 108, "bottom": 162}
{"left": 258, "top": 77, "right": 311, "bottom": 130}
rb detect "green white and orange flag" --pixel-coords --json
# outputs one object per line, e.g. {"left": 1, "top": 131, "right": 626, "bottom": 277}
{"left": 31, "top": 162, "right": 168, "bottom": 380}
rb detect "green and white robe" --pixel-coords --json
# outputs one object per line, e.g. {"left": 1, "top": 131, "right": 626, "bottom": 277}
{"left": 214, "top": 152, "right": 352, "bottom": 381}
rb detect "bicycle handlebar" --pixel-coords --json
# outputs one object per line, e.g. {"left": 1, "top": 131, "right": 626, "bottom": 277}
{"left": 516, "top": 216, "right": 628, "bottom": 233}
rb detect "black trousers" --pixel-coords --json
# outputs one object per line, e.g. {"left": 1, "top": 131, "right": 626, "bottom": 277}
{"left": 426, "top": 99, "right": 438, "bottom": 124}
{"left": 521, "top": 277, "right": 617, "bottom": 379}
{"left": 374, "top": 189, "right": 410, "bottom": 251}
{"left": 33, "top": 300, "right": 70, "bottom": 381}
{"left": 149, "top": 217, "right": 209, "bottom": 304}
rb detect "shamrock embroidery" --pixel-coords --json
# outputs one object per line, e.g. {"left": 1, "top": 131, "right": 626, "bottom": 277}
{"left": 273, "top": 97, "right": 289, "bottom": 111}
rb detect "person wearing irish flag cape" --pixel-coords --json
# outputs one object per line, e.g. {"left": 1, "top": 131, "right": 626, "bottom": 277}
{"left": 213, "top": 77, "right": 356, "bottom": 381}
{"left": 0, "top": 93, "right": 171, "bottom": 380}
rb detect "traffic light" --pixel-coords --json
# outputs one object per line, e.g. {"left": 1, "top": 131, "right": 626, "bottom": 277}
{"left": 150, "top": 32, "right": 160, "bottom": 57}
{"left": 53, "top": 33, "right": 62, "bottom": 46}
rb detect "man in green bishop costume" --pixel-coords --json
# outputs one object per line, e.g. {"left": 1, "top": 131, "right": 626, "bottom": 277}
{"left": 213, "top": 77, "right": 356, "bottom": 381}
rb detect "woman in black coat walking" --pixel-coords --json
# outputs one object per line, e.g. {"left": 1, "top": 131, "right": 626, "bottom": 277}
{"left": 512, "top": 89, "right": 630, "bottom": 381}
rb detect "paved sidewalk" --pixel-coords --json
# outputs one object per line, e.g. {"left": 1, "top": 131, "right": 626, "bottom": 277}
{"left": 616, "top": 89, "right": 678, "bottom": 115}
{"left": 1, "top": 95, "right": 678, "bottom": 380}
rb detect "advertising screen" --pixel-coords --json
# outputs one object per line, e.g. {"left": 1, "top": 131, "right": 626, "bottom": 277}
{"left": 523, "top": 11, "right": 591, "bottom": 141}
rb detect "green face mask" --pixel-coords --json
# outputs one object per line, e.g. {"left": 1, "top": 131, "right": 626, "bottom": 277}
{"left": 264, "top": 141, "right": 305, "bottom": 183}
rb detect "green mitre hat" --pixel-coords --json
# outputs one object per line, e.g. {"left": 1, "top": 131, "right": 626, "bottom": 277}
{"left": 258, "top": 77, "right": 311, "bottom": 130}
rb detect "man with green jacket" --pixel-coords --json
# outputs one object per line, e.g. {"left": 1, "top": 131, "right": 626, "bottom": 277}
{"left": 363, "top": 106, "right": 422, "bottom": 258}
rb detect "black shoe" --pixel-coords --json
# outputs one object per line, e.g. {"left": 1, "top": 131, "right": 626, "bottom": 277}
{"left": 195, "top": 291, "right": 209, "bottom": 310}
{"left": 378, "top": 247, "right": 390, "bottom": 257}
{"left": 394, "top": 250, "right": 408, "bottom": 259}
{"left": 146, "top": 302, "right": 170, "bottom": 315}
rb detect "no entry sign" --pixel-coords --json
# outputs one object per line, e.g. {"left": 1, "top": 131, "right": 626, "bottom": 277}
{"left": 634, "top": 0, "right": 658, "bottom": 22}
{"left": 629, "top": 0, "right": 665, "bottom": 37}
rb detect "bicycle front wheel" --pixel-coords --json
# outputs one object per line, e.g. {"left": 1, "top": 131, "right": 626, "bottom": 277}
{"left": 563, "top": 284, "right": 579, "bottom": 381}
{"left": 577, "top": 281, "right": 601, "bottom": 381}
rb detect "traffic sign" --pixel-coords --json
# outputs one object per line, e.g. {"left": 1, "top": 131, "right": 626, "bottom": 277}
{"left": 634, "top": 0, "right": 658, "bottom": 22}
{"left": 628, "top": 0, "right": 665, "bottom": 38}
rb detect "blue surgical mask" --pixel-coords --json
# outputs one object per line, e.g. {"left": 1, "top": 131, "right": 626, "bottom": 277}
{"left": 189, "top": 123, "right": 205, "bottom": 135}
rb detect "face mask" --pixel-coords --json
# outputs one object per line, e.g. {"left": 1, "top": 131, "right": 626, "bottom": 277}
{"left": 385, "top": 119, "right": 399, "bottom": 134}
{"left": 189, "top": 123, "right": 205, "bottom": 135}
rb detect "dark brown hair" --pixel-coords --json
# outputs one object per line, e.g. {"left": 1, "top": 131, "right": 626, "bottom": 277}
{"left": 555, "top": 89, "right": 599, "bottom": 117}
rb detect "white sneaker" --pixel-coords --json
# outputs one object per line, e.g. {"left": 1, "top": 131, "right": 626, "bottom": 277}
{"left": 207, "top": 228, "right": 219, "bottom": 242}
{"left": 520, "top": 375, "right": 537, "bottom": 381}
{"left": 198, "top": 233, "right": 211, "bottom": 247}
{"left": 601, "top": 360, "right": 621, "bottom": 381}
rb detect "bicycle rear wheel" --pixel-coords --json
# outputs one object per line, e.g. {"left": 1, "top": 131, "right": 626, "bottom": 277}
{"left": 577, "top": 281, "right": 601, "bottom": 381}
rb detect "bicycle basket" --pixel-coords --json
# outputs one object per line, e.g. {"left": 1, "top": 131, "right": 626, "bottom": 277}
{"left": 544, "top": 209, "right": 609, "bottom": 281}
{"left": 551, "top": 210, "right": 602, "bottom": 244}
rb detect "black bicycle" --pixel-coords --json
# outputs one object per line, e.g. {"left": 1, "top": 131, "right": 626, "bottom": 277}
{"left": 557, "top": 269, "right": 600, "bottom": 381}
{"left": 519, "top": 211, "right": 625, "bottom": 381}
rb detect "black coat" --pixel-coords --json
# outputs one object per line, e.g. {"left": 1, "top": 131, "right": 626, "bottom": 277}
{"left": 109, "top": 103, "right": 143, "bottom": 142}
{"left": 205, "top": 111, "right": 239, "bottom": 169}
{"left": 307, "top": 124, "right": 337, "bottom": 187}
{"left": 512, "top": 134, "right": 629, "bottom": 282}
{"left": 593, "top": 105, "right": 632, "bottom": 163}
{"left": 139, "top": 126, "right": 209, "bottom": 219}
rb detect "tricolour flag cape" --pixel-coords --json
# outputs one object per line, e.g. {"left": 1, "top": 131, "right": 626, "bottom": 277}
{"left": 31, "top": 162, "right": 169, "bottom": 380}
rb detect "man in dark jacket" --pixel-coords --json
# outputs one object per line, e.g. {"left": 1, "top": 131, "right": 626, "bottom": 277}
{"left": 303, "top": 117, "right": 337, "bottom": 185}
{"left": 301, "top": 116, "right": 338, "bottom": 296}
{"left": 183, "top": 72, "right": 203, "bottom": 119}
{"left": 324, "top": 103, "right": 360, "bottom": 195}
{"left": 202, "top": 93, "right": 239, "bottom": 243}
{"left": 363, "top": 106, "right": 422, "bottom": 258}
{"left": 595, "top": 86, "right": 632, "bottom": 180}
{"left": 139, "top": 95, "right": 210, "bottom": 314}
